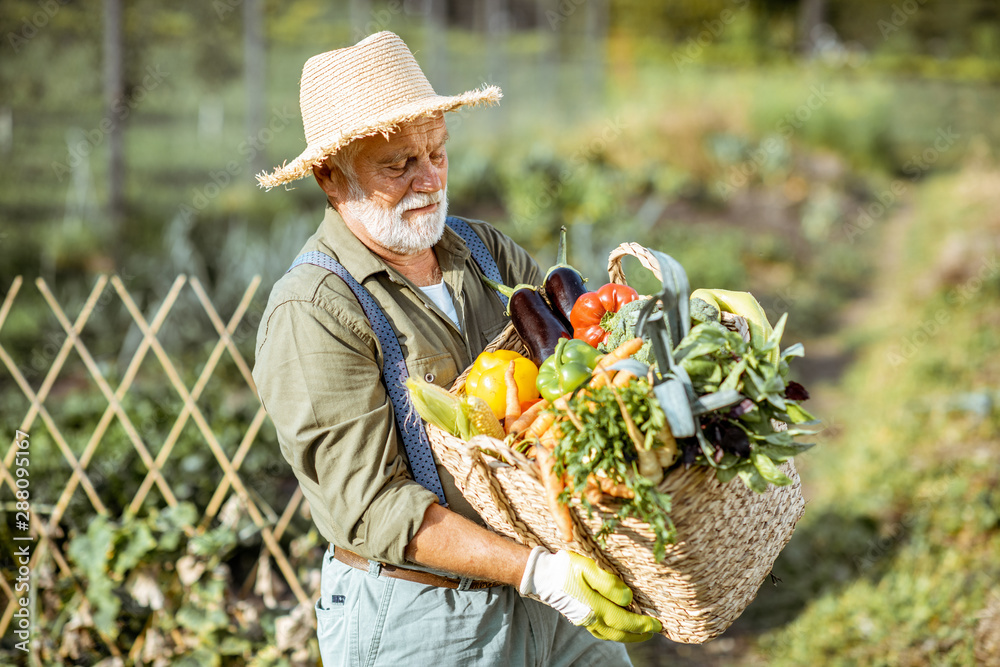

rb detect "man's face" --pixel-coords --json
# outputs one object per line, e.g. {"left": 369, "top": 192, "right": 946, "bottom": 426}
{"left": 336, "top": 114, "right": 450, "bottom": 255}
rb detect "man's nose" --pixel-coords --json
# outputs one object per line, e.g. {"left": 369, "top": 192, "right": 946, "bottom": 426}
{"left": 411, "top": 158, "right": 444, "bottom": 193}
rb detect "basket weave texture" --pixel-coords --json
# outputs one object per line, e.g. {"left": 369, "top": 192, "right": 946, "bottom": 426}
{"left": 426, "top": 244, "right": 806, "bottom": 644}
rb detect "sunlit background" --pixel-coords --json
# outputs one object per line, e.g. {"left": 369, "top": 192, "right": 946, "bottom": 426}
{"left": 2, "top": 1, "right": 999, "bottom": 664}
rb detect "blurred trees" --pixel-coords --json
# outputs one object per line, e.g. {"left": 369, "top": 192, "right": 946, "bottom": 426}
{"left": 2, "top": 0, "right": 998, "bottom": 57}
{"left": 797, "top": 0, "right": 827, "bottom": 53}
{"left": 1, "top": 0, "right": 997, "bottom": 279}
{"left": 103, "top": 0, "right": 124, "bottom": 263}
{"left": 244, "top": 0, "right": 266, "bottom": 178}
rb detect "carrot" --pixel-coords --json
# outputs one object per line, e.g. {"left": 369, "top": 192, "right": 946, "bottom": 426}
{"left": 503, "top": 361, "right": 521, "bottom": 434}
{"left": 656, "top": 428, "right": 679, "bottom": 467}
{"left": 612, "top": 369, "right": 636, "bottom": 387}
{"left": 553, "top": 394, "right": 572, "bottom": 412}
{"left": 509, "top": 399, "right": 550, "bottom": 436}
{"left": 583, "top": 475, "right": 604, "bottom": 506}
{"left": 537, "top": 427, "right": 574, "bottom": 542}
{"left": 595, "top": 337, "right": 644, "bottom": 372}
{"left": 523, "top": 410, "right": 556, "bottom": 442}
{"left": 604, "top": 383, "right": 662, "bottom": 484}
{"left": 588, "top": 367, "right": 616, "bottom": 391}
{"left": 553, "top": 388, "right": 595, "bottom": 414}
{"left": 595, "top": 473, "right": 634, "bottom": 499}
{"left": 519, "top": 398, "right": 541, "bottom": 413}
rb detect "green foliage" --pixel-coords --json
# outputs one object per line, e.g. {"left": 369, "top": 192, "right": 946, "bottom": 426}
{"left": 50, "top": 504, "right": 322, "bottom": 664}
{"left": 554, "top": 379, "right": 677, "bottom": 560}
{"left": 736, "top": 168, "right": 1000, "bottom": 665}
{"left": 674, "top": 317, "right": 817, "bottom": 487}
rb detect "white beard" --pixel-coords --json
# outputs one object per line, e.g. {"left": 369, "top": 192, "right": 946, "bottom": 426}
{"left": 341, "top": 184, "right": 448, "bottom": 255}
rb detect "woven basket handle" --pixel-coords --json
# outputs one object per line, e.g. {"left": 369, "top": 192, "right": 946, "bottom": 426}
{"left": 607, "top": 242, "right": 664, "bottom": 288}
{"left": 607, "top": 242, "right": 750, "bottom": 344}
{"left": 607, "top": 242, "right": 691, "bottom": 350}
{"left": 605, "top": 242, "right": 748, "bottom": 440}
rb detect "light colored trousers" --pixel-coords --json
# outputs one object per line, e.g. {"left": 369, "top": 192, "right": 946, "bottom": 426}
{"left": 317, "top": 547, "right": 634, "bottom": 666}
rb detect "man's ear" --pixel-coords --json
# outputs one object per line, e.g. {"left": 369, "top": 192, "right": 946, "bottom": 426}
{"left": 313, "top": 157, "right": 347, "bottom": 202}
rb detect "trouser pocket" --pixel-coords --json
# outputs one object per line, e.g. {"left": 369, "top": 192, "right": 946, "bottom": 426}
{"left": 317, "top": 549, "right": 397, "bottom": 667}
{"left": 315, "top": 594, "right": 347, "bottom": 660}
{"left": 316, "top": 550, "right": 351, "bottom": 666}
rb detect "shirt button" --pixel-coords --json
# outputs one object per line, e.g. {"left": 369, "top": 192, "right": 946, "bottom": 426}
{"left": 424, "top": 373, "right": 435, "bottom": 383}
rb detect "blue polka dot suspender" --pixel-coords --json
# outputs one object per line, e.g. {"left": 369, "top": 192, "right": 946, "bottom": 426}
{"left": 287, "top": 217, "right": 508, "bottom": 504}
{"left": 441, "top": 216, "right": 508, "bottom": 308}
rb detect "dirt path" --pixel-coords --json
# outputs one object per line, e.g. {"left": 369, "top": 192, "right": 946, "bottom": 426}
{"left": 627, "top": 199, "right": 915, "bottom": 667}
{"left": 794, "top": 201, "right": 913, "bottom": 388}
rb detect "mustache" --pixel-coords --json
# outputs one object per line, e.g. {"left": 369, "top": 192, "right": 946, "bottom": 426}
{"left": 399, "top": 190, "right": 443, "bottom": 212}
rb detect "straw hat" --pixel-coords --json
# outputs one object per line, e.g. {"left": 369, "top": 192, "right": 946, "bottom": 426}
{"left": 257, "top": 31, "right": 502, "bottom": 189}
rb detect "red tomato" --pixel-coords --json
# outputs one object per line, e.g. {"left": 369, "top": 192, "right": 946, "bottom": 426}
{"left": 569, "top": 284, "right": 640, "bottom": 348}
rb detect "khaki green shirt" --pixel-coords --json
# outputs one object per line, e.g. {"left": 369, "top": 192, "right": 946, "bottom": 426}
{"left": 253, "top": 208, "right": 541, "bottom": 567}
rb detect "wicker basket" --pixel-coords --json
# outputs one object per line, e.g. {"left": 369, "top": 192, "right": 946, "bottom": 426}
{"left": 426, "top": 243, "right": 806, "bottom": 644}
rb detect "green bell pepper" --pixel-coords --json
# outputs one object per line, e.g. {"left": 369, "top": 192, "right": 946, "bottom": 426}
{"left": 535, "top": 338, "right": 605, "bottom": 402}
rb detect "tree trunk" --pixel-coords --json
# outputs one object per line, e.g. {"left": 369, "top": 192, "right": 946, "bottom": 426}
{"left": 535, "top": 0, "right": 555, "bottom": 111}
{"left": 798, "top": 0, "right": 828, "bottom": 55}
{"left": 484, "top": 0, "right": 507, "bottom": 88}
{"left": 103, "top": 0, "right": 124, "bottom": 267}
{"left": 244, "top": 0, "right": 266, "bottom": 179}
{"left": 585, "top": 0, "right": 608, "bottom": 106}
{"left": 425, "top": 0, "right": 447, "bottom": 91}
{"left": 351, "top": 0, "right": 371, "bottom": 42}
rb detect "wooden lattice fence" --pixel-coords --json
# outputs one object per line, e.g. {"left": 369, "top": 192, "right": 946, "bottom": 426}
{"left": 0, "top": 275, "right": 321, "bottom": 666}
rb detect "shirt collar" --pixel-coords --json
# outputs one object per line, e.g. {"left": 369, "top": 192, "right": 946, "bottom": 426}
{"left": 317, "top": 206, "right": 472, "bottom": 283}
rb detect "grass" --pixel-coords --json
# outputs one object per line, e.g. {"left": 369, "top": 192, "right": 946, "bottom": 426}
{"left": 739, "top": 166, "right": 1000, "bottom": 665}
{"left": 626, "top": 166, "right": 1000, "bottom": 667}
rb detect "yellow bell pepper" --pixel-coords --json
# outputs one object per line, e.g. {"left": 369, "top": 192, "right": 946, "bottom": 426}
{"left": 465, "top": 350, "right": 540, "bottom": 419}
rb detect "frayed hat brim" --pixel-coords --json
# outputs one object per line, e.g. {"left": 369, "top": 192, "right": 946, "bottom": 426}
{"left": 256, "top": 85, "right": 501, "bottom": 190}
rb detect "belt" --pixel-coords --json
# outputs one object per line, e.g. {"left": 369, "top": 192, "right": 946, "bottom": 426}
{"left": 333, "top": 547, "right": 499, "bottom": 590}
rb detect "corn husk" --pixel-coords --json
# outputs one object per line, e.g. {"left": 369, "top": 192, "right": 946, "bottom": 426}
{"left": 406, "top": 378, "right": 472, "bottom": 440}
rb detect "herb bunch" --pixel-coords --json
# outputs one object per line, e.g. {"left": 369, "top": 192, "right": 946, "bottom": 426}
{"left": 553, "top": 379, "right": 677, "bottom": 561}
{"left": 673, "top": 313, "right": 817, "bottom": 492}
{"left": 547, "top": 311, "right": 818, "bottom": 561}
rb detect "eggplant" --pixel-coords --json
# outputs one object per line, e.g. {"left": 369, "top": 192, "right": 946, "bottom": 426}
{"left": 543, "top": 226, "right": 589, "bottom": 329}
{"left": 481, "top": 277, "right": 570, "bottom": 366}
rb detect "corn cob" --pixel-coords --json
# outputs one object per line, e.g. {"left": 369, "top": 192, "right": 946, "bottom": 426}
{"left": 406, "top": 377, "right": 463, "bottom": 437}
{"left": 462, "top": 395, "right": 506, "bottom": 440}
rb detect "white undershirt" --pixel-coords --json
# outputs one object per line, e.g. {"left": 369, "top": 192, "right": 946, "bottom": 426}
{"left": 419, "top": 282, "right": 461, "bottom": 330}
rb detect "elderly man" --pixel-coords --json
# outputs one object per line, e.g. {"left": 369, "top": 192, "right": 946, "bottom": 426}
{"left": 252, "top": 32, "right": 660, "bottom": 665}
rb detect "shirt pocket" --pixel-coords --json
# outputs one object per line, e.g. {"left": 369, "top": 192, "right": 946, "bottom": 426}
{"left": 409, "top": 352, "right": 460, "bottom": 389}
{"left": 481, "top": 319, "right": 508, "bottom": 347}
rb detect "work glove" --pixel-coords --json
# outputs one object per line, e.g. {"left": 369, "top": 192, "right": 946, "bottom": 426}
{"left": 519, "top": 546, "right": 662, "bottom": 643}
